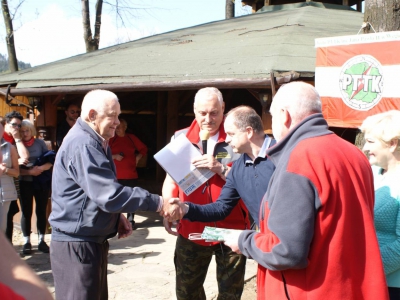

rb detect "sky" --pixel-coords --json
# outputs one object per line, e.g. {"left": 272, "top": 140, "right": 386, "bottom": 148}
{"left": 0, "top": 0, "right": 249, "bottom": 67}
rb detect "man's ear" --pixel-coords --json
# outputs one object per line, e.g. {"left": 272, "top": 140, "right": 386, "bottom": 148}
{"left": 246, "top": 126, "right": 253, "bottom": 139}
{"left": 282, "top": 108, "right": 292, "bottom": 130}
{"left": 389, "top": 138, "right": 399, "bottom": 153}
{"left": 89, "top": 109, "right": 97, "bottom": 122}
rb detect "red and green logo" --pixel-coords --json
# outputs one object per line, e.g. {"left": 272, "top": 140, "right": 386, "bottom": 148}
{"left": 339, "top": 55, "right": 384, "bottom": 111}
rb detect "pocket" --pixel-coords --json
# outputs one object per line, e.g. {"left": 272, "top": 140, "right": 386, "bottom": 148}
{"left": 72, "top": 242, "right": 87, "bottom": 264}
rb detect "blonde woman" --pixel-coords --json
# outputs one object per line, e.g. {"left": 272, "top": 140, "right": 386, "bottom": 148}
{"left": 19, "top": 120, "right": 54, "bottom": 254}
{"left": 361, "top": 110, "right": 400, "bottom": 300}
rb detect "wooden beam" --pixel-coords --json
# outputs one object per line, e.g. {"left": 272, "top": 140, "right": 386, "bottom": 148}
{"left": 166, "top": 91, "right": 180, "bottom": 147}
{"left": 264, "top": 0, "right": 271, "bottom": 6}
{"left": 343, "top": 0, "right": 349, "bottom": 6}
{"left": 1, "top": 73, "right": 303, "bottom": 96}
{"left": 270, "top": 70, "right": 276, "bottom": 98}
{"left": 51, "top": 94, "right": 65, "bottom": 106}
{"left": 156, "top": 91, "right": 167, "bottom": 182}
{"left": 356, "top": 0, "right": 362, "bottom": 12}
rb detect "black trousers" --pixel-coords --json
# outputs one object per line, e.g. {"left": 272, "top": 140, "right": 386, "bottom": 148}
{"left": 51, "top": 240, "right": 109, "bottom": 300}
{"left": 5, "top": 201, "right": 19, "bottom": 241}
{"left": 19, "top": 181, "right": 49, "bottom": 236}
{"left": 118, "top": 179, "right": 138, "bottom": 224}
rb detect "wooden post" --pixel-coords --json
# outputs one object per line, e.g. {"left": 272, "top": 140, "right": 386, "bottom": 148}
{"left": 166, "top": 91, "right": 180, "bottom": 142}
{"left": 156, "top": 91, "right": 167, "bottom": 182}
{"left": 356, "top": 0, "right": 362, "bottom": 12}
{"left": 264, "top": 0, "right": 271, "bottom": 6}
{"left": 343, "top": 0, "right": 349, "bottom": 6}
{"left": 261, "top": 93, "right": 273, "bottom": 134}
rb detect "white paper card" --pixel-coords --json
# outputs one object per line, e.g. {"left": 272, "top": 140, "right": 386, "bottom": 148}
{"left": 154, "top": 134, "right": 215, "bottom": 195}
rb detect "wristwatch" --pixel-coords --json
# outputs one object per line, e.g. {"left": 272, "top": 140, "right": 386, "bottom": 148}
{"left": 15, "top": 138, "right": 21, "bottom": 143}
{"left": 221, "top": 164, "right": 228, "bottom": 176}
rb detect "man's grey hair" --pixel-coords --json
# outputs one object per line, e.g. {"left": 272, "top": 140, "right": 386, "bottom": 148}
{"left": 271, "top": 82, "right": 322, "bottom": 124}
{"left": 226, "top": 105, "right": 264, "bottom": 135}
{"left": 81, "top": 90, "right": 119, "bottom": 118}
{"left": 194, "top": 87, "right": 224, "bottom": 106}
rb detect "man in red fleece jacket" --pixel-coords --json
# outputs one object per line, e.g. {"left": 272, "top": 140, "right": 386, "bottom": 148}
{"left": 225, "top": 81, "right": 389, "bottom": 300}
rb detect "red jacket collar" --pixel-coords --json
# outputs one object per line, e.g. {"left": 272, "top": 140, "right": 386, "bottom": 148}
{"left": 185, "top": 119, "right": 227, "bottom": 144}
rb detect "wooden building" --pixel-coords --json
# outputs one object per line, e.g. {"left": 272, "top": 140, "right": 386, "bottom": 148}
{"left": 0, "top": 2, "right": 364, "bottom": 188}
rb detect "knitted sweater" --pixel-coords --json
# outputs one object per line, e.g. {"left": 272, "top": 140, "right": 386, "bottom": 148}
{"left": 373, "top": 166, "right": 400, "bottom": 288}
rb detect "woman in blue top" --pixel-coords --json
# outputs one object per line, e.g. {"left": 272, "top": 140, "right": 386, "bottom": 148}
{"left": 361, "top": 110, "right": 400, "bottom": 300}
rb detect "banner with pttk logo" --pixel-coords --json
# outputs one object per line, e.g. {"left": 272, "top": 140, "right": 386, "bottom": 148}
{"left": 315, "top": 31, "right": 400, "bottom": 128}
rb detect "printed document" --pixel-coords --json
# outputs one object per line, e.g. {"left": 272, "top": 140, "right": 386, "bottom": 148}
{"left": 154, "top": 134, "right": 215, "bottom": 195}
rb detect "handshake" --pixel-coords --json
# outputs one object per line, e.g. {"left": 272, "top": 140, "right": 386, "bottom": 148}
{"left": 160, "top": 197, "right": 188, "bottom": 222}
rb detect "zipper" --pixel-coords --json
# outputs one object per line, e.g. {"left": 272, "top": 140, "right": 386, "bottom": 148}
{"left": 281, "top": 271, "right": 291, "bottom": 300}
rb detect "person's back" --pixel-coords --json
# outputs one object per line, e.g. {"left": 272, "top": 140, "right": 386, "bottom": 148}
{"left": 258, "top": 115, "right": 386, "bottom": 299}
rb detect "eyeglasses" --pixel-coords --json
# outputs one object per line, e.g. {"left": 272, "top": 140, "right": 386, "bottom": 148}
{"left": 69, "top": 110, "right": 81, "bottom": 114}
{"left": 8, "top": 123, "right": 21, "bottom": 128}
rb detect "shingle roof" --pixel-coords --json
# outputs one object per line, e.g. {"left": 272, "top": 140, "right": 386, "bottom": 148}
{"left": 0, "top": 5, "right": 363, "bottom": 94}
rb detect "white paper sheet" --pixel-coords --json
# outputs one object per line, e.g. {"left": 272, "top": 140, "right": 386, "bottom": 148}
{"left": 154, "top": 134, "right": 215, "bottom": 195}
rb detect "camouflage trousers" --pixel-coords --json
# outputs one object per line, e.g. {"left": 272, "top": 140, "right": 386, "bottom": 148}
{"left": 174, "top": 235, "right": 246, "bottom": 300}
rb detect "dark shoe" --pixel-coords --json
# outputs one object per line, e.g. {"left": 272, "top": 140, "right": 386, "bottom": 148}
{"left": 130, "top": 221, "right": 136, "bottom": 230}
{"left": 38, "top": 241, "right": 49, "bottom": 253}
{"left": 22, "top": 243, "right": 32, "bottom": 255}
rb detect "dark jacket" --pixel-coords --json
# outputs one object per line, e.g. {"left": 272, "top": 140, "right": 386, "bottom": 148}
{"left": 33, "top": 150, "right": 56, "bottom": 190}
{"left": 238, "top": 114, "right": 388, "bottom": 300}
{"left": 49, "top": 118, "right": 160, "bottom": 243}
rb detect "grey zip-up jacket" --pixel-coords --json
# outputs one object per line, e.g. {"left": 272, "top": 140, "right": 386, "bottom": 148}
{"left": 49, "top": 118, "right": 160, "bottom": 243}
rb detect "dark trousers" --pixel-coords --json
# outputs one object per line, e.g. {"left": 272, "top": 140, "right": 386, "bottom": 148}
{"left": 118, "top": 179, "right": 138, "bottom": 224}
{"left": 174, "top": 235, "right": 246, "bottom": 300}
{"left": 389, "top": 287, "right": 400, "bottom": 300}
{"left": 19, "top": 181, "right": 49, "bottom": 236}
{"left": 51, "top": 240, "right": 109, "bottom": 300}
{"left": 5, "top": 201, "right": 19, "bottom": 241}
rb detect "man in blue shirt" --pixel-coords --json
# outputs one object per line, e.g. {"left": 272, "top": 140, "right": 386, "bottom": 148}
{"left": 166, "top": 105, "right": 275, "bottom": 230}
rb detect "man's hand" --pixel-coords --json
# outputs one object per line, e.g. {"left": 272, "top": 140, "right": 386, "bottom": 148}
{"left": 224, "top": 230, "right": 243, "bottom": 254}
{"left": 118, "top": 214, "right": 133, "bottom": 239}
{"left": 163, "top": 218, "right": 178, "bottom": 236}
{"left": 191, "top": 154, "right": 222, "bottom": 174}
{"left": 161, "top": 197, "right": 186, "bottom": 221}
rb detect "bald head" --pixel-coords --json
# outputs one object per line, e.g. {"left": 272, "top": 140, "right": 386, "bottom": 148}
{"left": 81, "top": 89, "right": 121, "bottom": 140}
{"left": 225, "top": 105, "right": 264, "bottom": 136}
{"left": 270, "top": 82, "right": 322, "bottom": 141}
{"left": 81, "top": 90, "right": 119, "bottom": 120}
{"left": 271, "top": 82, "right": 322, "bottom": 124}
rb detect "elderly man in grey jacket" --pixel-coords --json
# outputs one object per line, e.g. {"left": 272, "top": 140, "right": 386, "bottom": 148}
{"left": 49, "top": 89, "right": 182, "bottom": 300}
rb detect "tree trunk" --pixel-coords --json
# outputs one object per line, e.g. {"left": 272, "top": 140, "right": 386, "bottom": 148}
{"left": 1, "top": 0, "right": 18, "bottom": 72}
{"left": 364, "top": 0, "right": 400, "bottom": 33}
{"left": 82, "top": 0, "right": 103, "bottom": 52}
{"left": 226, "top": 0, "right": 234, "bottom": 19}
{"left": 355, "top": 0, "right": 400, "bottom": 148}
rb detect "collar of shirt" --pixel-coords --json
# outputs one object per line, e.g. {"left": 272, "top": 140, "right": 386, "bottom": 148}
{"left": 244, "top": 135, "right": 272, "bottom": 165}
{"left": 90, "top": 127, "right": 108, "bottom": 151}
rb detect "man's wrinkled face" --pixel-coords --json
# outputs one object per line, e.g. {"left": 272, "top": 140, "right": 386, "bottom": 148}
{"left": 65, "top": 105, "right": 81, "bottom": 122}
{"left": 224, "top": 115, "right": 249, "bottom": 154}
{"left": 194, "top": 95, "right": 224, "bottom": 136}
{"left": 93, "top": 98, "right": 121, "bottom": 140}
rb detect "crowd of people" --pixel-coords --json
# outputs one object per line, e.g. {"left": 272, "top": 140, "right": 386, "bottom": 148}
{"left": 0, "top": 83, "right": 399, "bottom": 300}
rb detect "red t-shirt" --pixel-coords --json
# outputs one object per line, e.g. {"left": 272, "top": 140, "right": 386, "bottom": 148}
{"left": 0, "top": 283, "right": 25, "bottom": 300}
{"left": 109, "top": 134, "right": 147, "bottom": 179}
